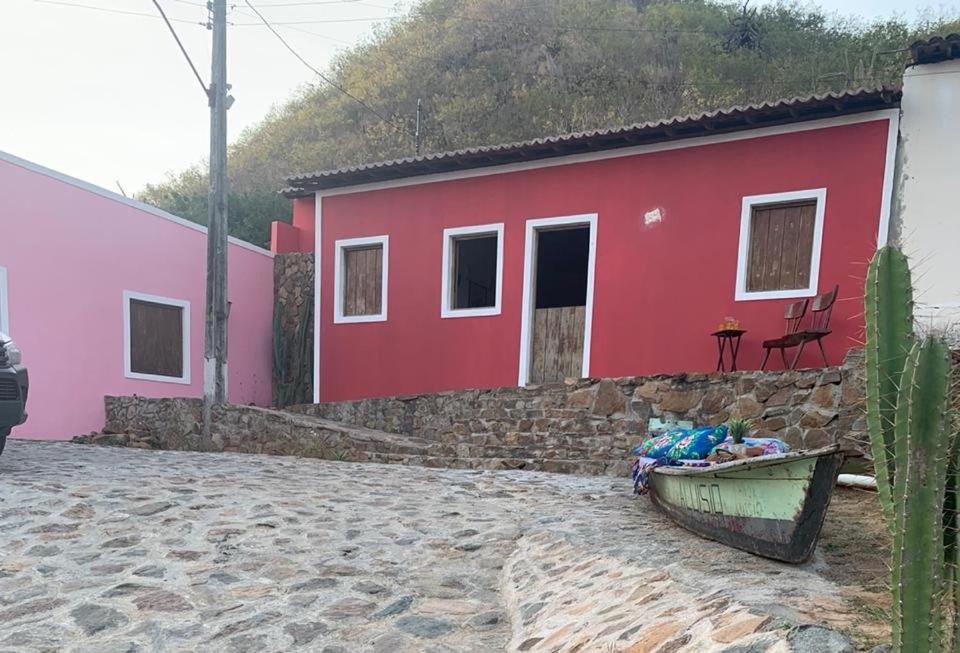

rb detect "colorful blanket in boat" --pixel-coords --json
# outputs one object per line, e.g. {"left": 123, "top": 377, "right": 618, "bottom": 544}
{"left": 633, "top": 425, "right": 729, "bottom": 461}
{"left": 711, "top": 436, "right": 791, "bottom": 457}
{"left": 630, "top": 428, "right": 790, "bottom": 495}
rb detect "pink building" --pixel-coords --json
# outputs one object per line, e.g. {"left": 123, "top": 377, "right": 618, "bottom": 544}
{"left": 278, "top": 89, "right": 901, "bottom": 404}
{"left": 0, "top": 151, "right": 274, "bottom": 439}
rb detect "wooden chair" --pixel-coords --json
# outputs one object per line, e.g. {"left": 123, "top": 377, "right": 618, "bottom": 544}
{"left": 760, "top": 286, "right": 839, "bottom": 370}
{"left": 760, "top": 298, "right": 809, "bottom": 370}
{"left": 790, "top": 285, "right": 839, "bottom": 369}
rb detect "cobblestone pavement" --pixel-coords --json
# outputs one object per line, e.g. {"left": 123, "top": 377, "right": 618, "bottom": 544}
{"left": 0, "top": 441, "right": 859, "bottom": 652}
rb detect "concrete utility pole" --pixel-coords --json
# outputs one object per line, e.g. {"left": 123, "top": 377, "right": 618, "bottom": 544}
{"left": 203, "top": 0, "right": 231, "bottom": 442}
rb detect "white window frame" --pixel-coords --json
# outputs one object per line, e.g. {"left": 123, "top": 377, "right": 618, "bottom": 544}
{"left": 734, "top": 188, "right": 827, "bottom": 302}
{"left": 123, "top": 290, "right": 191, "bottom": 385}
{"left": 518, "top": 213, "right": 598, "bottom": 386}
{"left": 0, "top": 266, "right": 9, "bottom": 335}
{"left": 440, "top": 223, "right": 504, "bottom": 319}
{"left": 334, "top": 235, "right": 389, "bottom": 324}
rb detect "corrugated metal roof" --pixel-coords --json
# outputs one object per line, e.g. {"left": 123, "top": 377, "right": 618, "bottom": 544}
{"left": 284, "top": 86, "right": 900, "bottom": 196}
{"left": 910, "top": 34, "right": 960, "bottom": 65}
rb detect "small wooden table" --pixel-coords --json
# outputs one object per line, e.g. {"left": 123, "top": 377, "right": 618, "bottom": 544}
{"left": 711, "top": 329, "right": 746, "bottom": 372}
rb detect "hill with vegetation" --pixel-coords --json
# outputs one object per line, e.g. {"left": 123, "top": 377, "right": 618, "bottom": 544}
{"left": 137, "top": 0, "right": 959, "bottom": 247}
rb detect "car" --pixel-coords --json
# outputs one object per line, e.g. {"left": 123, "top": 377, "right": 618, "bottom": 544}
{"left": 0, "top": 332, "right": 28, "bottom": 456}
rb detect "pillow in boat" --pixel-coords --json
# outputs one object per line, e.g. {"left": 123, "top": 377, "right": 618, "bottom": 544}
{"left": 633, "top": 425, "right": 728, "bottom": 461}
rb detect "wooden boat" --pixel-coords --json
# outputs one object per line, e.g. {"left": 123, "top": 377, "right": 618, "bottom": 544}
{"left": 647, "top": 445, "right": 845, "bottom": 564}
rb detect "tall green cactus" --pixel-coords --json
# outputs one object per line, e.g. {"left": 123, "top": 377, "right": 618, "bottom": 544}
{"left": 865, "top": 246, "right": 958, "bottom": 653}
{"left": 865, "top": 246, "right": 915, "bottom": 530}
{"left": 890, "top": 337, "right": 952, "bottom": 652}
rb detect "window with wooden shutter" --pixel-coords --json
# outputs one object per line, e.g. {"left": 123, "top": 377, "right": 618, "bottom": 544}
{"left": 335, "top": 236, "right": 388, "bottom": 323}
{"left": 343, "top": 245, "right": 383, "bottom": 316}
{"left": 736, "top": 189, "right": 826, "bottom": 301}
{"left": 746, "top": 200, "right": 817, "bottom": 292}
{"left": 124, "top": 292, "right": 190, "bottom": 383}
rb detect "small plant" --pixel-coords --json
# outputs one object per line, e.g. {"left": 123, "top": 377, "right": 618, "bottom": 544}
{"left": 727, "top": 418, "right": 752, "bottom": 444}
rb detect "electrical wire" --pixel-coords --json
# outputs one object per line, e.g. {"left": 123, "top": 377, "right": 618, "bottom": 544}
{"left": 151, "top": 0, "right": 210, "bottom": 96}
{"left": 242, "top": 0, "right": 415, "bottom": 137}
{"left": 34, "top": 0, "right": 202, "bottom": 25}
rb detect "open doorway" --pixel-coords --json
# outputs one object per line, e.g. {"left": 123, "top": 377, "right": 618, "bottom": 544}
{"left": 519, "top": 214, "right": 597, "bottom": 385}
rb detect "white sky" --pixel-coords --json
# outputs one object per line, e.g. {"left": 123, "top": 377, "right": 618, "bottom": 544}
{"left": 0, "top": 0, "right": 955, "bottom": 195}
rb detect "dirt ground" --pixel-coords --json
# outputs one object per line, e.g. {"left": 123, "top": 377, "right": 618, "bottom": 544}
{"left": 815, "top": 486, "right": 893, "bottom": 649}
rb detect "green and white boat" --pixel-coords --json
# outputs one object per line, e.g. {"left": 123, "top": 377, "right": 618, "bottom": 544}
{"left": 648, "top": 445, "right": 845, "bottom": 564}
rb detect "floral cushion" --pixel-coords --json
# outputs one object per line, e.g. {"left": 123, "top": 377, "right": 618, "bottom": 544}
{"left": 632, "top": 430, "right": 685, "bottom": 458}
{"left": 632, "top": 425, "right": 728, "bottom": 461}
{"left": 664, "top": 425, "right": 728, "bottom": 461}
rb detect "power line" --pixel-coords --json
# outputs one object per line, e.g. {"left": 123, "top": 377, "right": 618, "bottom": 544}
{"left": 244, "top": 0, "right": 367, "bottom": 5}
{"left": 241, "top": 3, "right": 710, "bottom": 34}
{"left": 151, "top": 0, "right": 210, "bottom": 96}
{"left": 233, "top": 14, "right": 397, "bottom": 25}
{"left": 34, "top": 0, "right": 202, "bottom": 25}
{"left": 242, "top": 0, "right": 415, "bottom": 137}
{"left": 271, "top": 21, "right": 844, "bottom": 90}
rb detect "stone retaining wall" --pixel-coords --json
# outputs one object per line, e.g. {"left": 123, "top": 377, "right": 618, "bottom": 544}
{"left": 99, "top": 352, "right": 866, "bottom": 476}
{"left": 292, "top": 349, "right": 867, "bottom": 458}
{"left": 99, "top": 397, "right": 435, "bottom": 462}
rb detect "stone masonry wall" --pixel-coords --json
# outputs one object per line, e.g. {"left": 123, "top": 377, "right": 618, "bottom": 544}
{"left": 99, "top": 351, "right": 866, "bottom": 476}
{"left": 100, "top": 397, "right": 435, "bottom": 462}
{"left": 291, "top": 349, "right": 868, "bottom": 461}
{"left": 273, "top": 253, "right": 313, "bottom": 407}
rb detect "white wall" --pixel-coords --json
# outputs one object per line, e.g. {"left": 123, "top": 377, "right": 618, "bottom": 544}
{"left": 896, "top": 58, "right": 960, "bottom": 339}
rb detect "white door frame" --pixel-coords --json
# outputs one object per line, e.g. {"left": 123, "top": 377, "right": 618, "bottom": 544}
{"left": 517, "top": 213, "right": 598, "bottom": 386}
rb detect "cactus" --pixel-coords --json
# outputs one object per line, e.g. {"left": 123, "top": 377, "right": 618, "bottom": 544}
{"left": 890, "top": 337, "right": 952, "bottom": 652}
{"left": 864, "top": 246, "right": 958, "bottom": 652}
{"left": 865, "top": 246, "right": 915, "bottom": 531}
{"left": 272, "top": 290, "right": 314, "bottom": 408}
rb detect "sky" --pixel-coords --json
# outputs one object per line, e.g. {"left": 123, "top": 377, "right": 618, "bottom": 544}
{"left": 0, "top": 0, "right": 955, "bottom": 196}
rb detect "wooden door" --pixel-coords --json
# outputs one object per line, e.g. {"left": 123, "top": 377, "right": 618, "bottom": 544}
{"left": 528, "top": 305, "right": 585, "bottom": 384}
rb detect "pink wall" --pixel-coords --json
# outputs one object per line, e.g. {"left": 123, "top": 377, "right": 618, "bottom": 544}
{"left": 0, "top": 155, "right": 274, "bottom": 439}
{"left": 312, "top": 118, "right": 893, "bottom": 403}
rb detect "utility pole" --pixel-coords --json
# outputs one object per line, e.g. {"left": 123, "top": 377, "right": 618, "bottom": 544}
{"left": 203, "top": 0, "right": 231, "bottom": 443}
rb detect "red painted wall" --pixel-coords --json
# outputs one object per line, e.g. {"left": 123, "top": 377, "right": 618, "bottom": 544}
{"left": 310, "top": 119, "right": 891, "bottom": 402}
{"left": 292, "top": 195, "right": 316, "bottom": 253}
{"left": 270, "top": 220, "right": 301, "bottom": 253}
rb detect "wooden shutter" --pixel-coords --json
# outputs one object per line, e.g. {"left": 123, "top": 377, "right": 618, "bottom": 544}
{"left": 529, "top": 306, "right": 585, "bottom": 384}
{"left": 343, "top": 245, "right": 383, "bottom": 316}
{"left": 746, "top": 200, "right": 817, "bottom": 292}
{"left": 129, "top": 299, "right": 183, "bottom": 377}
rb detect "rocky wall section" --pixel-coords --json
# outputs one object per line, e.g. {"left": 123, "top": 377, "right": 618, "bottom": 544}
{"left": 273, "top": 252, "right": 313, "bottom": 407}
{"left": 99, "top": 352, "right": 866, "bottom": 476}
{"left": 292, "top": 350, "right": 867, "bottom": 467}
{"left": 99, "top": 397, "right": 434, "bottom": 463}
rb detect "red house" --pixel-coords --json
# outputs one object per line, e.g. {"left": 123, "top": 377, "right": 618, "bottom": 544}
{"left": 278, "top": 88, "right": 900, "bottom": 404}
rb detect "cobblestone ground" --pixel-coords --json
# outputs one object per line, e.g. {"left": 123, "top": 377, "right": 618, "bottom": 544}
{"left": 1, "top": 441, "right": 863, "bottom": 652}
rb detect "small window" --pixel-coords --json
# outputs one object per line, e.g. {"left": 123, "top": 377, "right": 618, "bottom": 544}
{"left": 735, "top": 189, "right": 826, "bottom": 301}
{"left": 334, "top": 236, "right": 388, "bottom": 323}
{"left": 441, "top": 224, "right": 504, "bottom": 318}
{"left": 123, "top": 291, "right": 190, "bottom": 384}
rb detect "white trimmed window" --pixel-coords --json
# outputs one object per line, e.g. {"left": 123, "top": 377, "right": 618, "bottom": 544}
{"left": 123, "top": 291, "right": 190, "bottom": 384}
{"left": 441, "top": 223, "right": 504, "bottom": 318}
{"left": 334, "top": 235, "right": 389, "bottom": 323}
{"left": 735, "top": 189, "right": 827, "bottom": 301}
{"left": 0, "top": 266, "right": 8, "bottom": 334}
